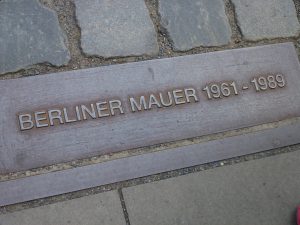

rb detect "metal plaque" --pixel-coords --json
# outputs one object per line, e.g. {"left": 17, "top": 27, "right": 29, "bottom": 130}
{"left": 1, "top": 43, "right": 300, "bottom": 173}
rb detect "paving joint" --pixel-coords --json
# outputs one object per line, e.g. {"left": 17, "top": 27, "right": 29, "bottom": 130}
{"left": 224, "top": 0, "right": 242, "bottom": 44}
{"left": 144, "top": 0, "right": 174, "bottom": 57}
{"left": 292, "top": 0, "right": 300, "bottom": 24}
{"left": 118, "top": 189, "right": 131, "bottom": 225}
{"left": 40, "top": 0, "right": 85, "bottom": 63}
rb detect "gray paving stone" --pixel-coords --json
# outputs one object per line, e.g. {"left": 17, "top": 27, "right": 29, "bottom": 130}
{"left": 123, "top": 150, "right": 300, "bottom": 225}
{"left": 231, "top": 0, "right": 300, "bottom": 40}
{"left": 0, "top": 191, "right": 125, "bottom": 225}
{"left": 0, "top": 0, "right": 70, "bottom": 74}
{"left": 75, "top": 0, "right": 159, "bottom": 57}
{"left": 159, "top": 0, "right": 232, "bottom": 51}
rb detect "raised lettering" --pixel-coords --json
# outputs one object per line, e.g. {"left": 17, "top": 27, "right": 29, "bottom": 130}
{"left": 18, "top": 114, "right": 34, "bottom": 131}
{"left": 81, "top": 104, "right": 96, "bottom": 120}
{"left": 184, "top": 88, "right": 198, "bottom": 103}
{"left": 34, "top": 111, "right": 48, "bottom": 128}
{"left": 173, "top": 89, "right": 186, "bottom": 105}
{"left": 48, "top": 109, "right": 63, "bottom": 126}
{"left": 109, "top": 100, "right": 124, "bottom": 116}
{"left": 63, "top": 107, "right": 77, "bottom": 123}
{"left": 75, "top": 106, "right": 81, "bottom": 121}
{"left": 96, "top": 102, "right": 110, "bottom": 117}
{"left": 159, "top": 91, "right": 173, "bottom": 107}
{"left": 130, "top": 96, "right": 147, "bottom": 112}
{"left": 148, "top": 94, "right": 161, "bottom": 109}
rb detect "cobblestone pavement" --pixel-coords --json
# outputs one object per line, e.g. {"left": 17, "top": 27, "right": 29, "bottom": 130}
{"left": 0, "top": 0, "right": 300, "bottom": 224}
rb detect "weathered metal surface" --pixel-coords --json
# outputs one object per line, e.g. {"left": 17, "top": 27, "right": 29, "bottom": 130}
{"left": 0, "top": 43, "right": 300, "bottom": 173}
{"left": 0, "top": 120, "right": 300, "bottom": 206}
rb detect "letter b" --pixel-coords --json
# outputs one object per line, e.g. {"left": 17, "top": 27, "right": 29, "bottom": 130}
{"left": 18, "top": 114, "right": 34, "bottom": 131}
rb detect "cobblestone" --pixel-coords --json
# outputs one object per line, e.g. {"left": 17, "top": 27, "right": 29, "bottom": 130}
{"left": 75, "top": 0, "right": 159, "bottom": 57}
{"left": 231, "top": 0, "right": 300, "bottom": 40}
{"left": 158, "top": 0, "right": 232, "bottom": 51}
{"left": 0, "top": 0, "right": 70, "bottom": 74}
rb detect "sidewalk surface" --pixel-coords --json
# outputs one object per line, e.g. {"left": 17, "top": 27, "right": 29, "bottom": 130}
{"left": 1, "top": 149, "right": 300, "bottom": 225}
{"left": 0, "top": 0, "right": 300, "bottom": 224}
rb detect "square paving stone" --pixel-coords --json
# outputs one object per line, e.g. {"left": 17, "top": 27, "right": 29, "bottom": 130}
{"left": 0, "top": 0, "right": 70, "bottom": 74}
{"left": 159, "top": 0, "right": 232, "bottom": 51}
{"left": 75, "top": 0, "right": 159, "bottom": 57}
{"left": 123, "top": 150, "right": 300, "bottom": 225}
{"left": 0, "top": 191, "right": 125, "bottom": 225}
{"left": 231, "top": 0, "right": 300, "bottom": 40}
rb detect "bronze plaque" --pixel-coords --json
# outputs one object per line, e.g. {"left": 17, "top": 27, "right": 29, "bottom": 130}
{"left": 0, "top": 43, "right": 300, "bottom": 173}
